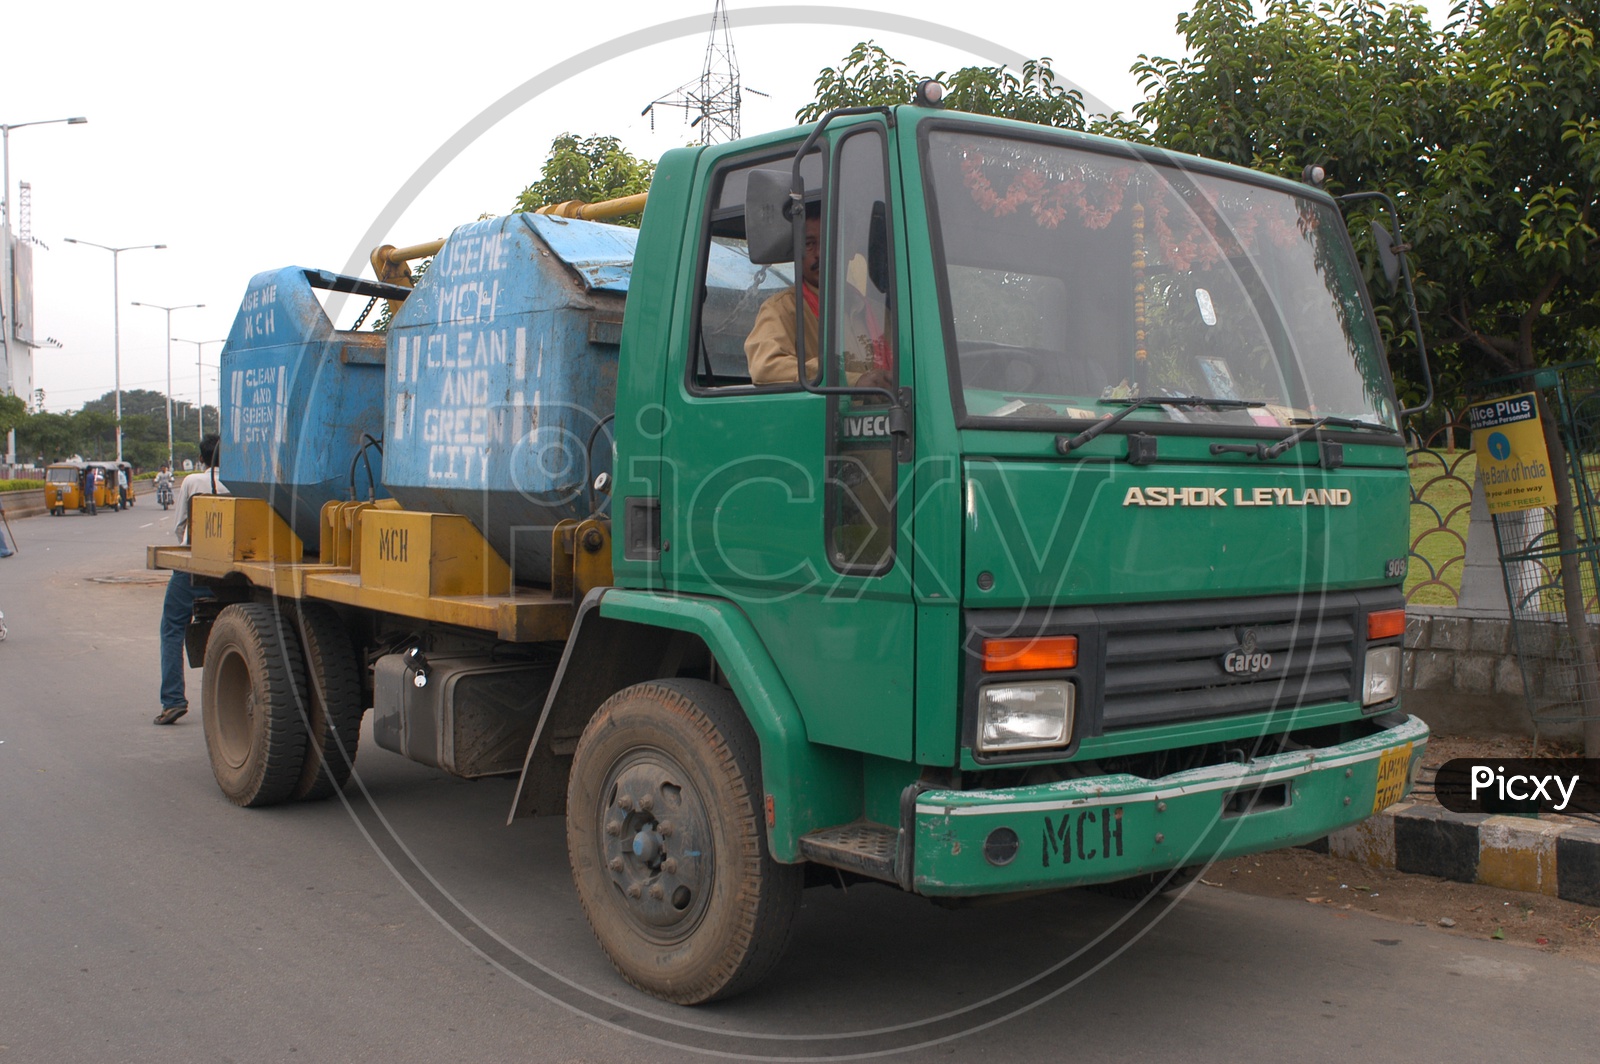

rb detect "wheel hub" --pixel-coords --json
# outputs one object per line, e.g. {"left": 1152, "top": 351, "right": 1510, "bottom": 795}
{"left": 600, "top": 756, "right": 712, "bottom": 937}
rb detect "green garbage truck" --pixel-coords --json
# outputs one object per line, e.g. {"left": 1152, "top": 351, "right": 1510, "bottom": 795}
{"left": 154, "top": 88, "right": 1429, "bottom": 1004}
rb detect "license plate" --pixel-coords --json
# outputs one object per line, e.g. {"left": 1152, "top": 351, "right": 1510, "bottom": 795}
{"left": 1372, "top": 742, "right": 1413, "bottom": 813}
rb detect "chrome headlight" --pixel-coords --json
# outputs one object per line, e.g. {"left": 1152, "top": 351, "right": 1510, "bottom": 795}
{"left": 978, "top": 681, "right": 1074, "bottom": 752}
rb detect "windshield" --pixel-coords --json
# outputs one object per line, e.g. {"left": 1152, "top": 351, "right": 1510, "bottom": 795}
{"left": 47, "top": 468, "right": 79, "bottom": 483}
{"left": 923, "top": 130, "right": 1398, "bottom": 433}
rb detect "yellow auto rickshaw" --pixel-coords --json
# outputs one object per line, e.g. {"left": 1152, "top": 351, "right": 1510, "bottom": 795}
{"left": 45, "top": 461, "right": 88, "bottom": 515}
{"left": 86, "top": 461, "right": 124, "bottom": 512}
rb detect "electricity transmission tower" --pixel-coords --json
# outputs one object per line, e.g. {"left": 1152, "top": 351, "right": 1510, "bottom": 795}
{"left": 642, "top": 0, "right": 764, "bottom": 145}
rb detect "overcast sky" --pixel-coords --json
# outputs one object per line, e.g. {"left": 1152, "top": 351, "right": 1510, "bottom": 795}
{"left": 4, "top": 0, "right": 1456, "bottom": 415}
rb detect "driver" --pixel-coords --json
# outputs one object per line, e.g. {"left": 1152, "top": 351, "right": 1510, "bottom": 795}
{"left": 744, "top": 204, "right": 895, "bottom": 391}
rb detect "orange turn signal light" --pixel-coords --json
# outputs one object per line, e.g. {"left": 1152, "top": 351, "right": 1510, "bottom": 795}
{"left": 983, "top": 635, "right": 1079, "bottom": 672}
{"left": 1368, "top": 609, "right": 1406, "bottom": 641}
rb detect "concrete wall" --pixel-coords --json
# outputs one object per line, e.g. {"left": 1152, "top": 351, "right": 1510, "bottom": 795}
{"left": 1403, "top": 606, "right": 1582, "bottom": 740}
{"left": 0, "top": 487, "right": 48, "bottom": 519}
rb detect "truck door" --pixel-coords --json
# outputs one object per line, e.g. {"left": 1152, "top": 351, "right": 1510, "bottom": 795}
{"left": 658, "top": 122, "right": 916, "bottom": 759}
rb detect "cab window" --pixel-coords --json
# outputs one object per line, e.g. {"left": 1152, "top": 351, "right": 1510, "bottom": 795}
{"left": 688, "top": 152, "right": 823, "bottom": 391}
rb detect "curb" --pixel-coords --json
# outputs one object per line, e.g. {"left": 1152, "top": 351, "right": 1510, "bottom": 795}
{"left": 1319, "top": 802, "right": 1600, "bottom": 906}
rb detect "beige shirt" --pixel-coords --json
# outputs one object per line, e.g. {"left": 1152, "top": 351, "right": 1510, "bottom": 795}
{"left": 744, "top": 285, "right": 890, "bottom": 386}
{"left": 174, "top": 466, "right": 231, "bottom": 545}
{"left": 744, "top": 287, "right": 821, "bottom": 385}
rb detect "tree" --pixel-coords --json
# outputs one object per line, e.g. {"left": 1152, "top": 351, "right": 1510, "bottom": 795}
{"left": 513, "top": 134, "right": 655, "bottom": 226}
{"left": 1132, "top": 0, "right": 1600, "bottom": 390}
{"left": 799, "top": 42, "right": 1091, "bottom": 130}
{"left": 0, "top": 393, "right": 25, "bottom": 438}
{"left": 1433, "top": 0, "right": 1600, "bottom": 376}
{"left": 16, "top": 410, "right": 74, "bottom": 463}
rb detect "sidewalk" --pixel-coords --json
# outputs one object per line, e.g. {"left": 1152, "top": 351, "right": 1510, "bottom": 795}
{"left": 1321, "top": 802, "right": 1600, "bottom": 906}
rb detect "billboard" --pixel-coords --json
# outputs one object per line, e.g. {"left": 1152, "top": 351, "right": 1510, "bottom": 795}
{"left": 11, "top": 238, "right": 34, "bottom": 346}
{"left": 1467, "top": 392, "right": 1557, "bottom": 514}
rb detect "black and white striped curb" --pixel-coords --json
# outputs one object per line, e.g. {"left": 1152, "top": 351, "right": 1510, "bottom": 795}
{"left": 1317, "top": 802, "right": 1600, "bottom": 906}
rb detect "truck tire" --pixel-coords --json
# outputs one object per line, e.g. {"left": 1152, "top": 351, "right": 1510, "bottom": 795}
{"left": 202, "top": 603, "right": 310, "bottom": 807}
{"left": 567, "top": 679, "right": 802, "bottom": 1004}
{"left": 289, "top": 603, "right": 365, "bottom": 802}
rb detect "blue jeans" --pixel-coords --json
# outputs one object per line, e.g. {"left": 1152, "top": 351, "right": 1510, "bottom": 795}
{"left": 160, "top": 572, "right": 212, "bottom": 709}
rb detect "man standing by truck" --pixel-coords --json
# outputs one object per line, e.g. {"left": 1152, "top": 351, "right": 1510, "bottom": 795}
{"left": 155, "top": 434, "right": 230, "bottom": 725}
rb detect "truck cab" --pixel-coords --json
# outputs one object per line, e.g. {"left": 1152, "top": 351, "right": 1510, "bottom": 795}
{"left": 533, "top": 104, "right": 1425, "bottom": 995}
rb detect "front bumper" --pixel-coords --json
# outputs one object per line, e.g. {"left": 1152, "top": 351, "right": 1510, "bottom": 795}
{"left": 912, "top": 714, "right": 1428, "bottom": 895}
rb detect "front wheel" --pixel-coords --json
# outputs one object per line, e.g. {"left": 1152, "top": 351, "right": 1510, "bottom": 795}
{"left": 567, "top": 680, "right": 802, "bottom": 1004}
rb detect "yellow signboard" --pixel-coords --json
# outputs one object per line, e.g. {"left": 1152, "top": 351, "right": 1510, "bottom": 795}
{"left": 1467, "top": 392, "right": 1557, "bottom": 514}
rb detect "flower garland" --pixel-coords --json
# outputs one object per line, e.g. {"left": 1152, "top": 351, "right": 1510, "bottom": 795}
{"left": 961, "top": 152, "right": 1131, "bottom": 230}
{"left": 958, "top": 147, "right": 1317, "bottom": 273}
{"left": 1132, "top": 201, "right": 1147, "bottom": 364}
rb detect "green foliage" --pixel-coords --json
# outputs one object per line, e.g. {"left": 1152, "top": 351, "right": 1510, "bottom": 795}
{"left": 798, "top": 42, "right": 1090, "bottom": 130}
{"left": 513, "top": 134, "right": 655, "bottom": 226}
{"left": 0, "top": 393, "right": 25, "bottom": 436}
{"left": 1129, "top": 0, "right": 1600, "bottom": 400}
{"left": 9, "top": 390, "right": 215, "bottom": 469}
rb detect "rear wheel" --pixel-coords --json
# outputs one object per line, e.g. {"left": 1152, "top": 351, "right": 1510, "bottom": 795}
{"left": 567, "top": 679, "right": 801, "bottom": 1004}
{"left": 289, "top": 603, "right": 365, "bottom": 801}
{"left": 202, "top": 602, "right": 309, "bottom": 807}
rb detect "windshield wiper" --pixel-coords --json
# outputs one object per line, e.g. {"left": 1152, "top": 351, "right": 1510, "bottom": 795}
{"left": 1212, "top": 413, "right": 1381, "bottom": 465}
{"left": 1289, "top": 415, "right": 1392, "bottom": 433}
{"left": 1058, "top": 395, "right": 1265, "bottom": 453}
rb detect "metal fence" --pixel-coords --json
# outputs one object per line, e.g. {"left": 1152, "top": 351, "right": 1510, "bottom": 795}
{"left": 1475, "top": 364, "right": 1600, "bottom": 727}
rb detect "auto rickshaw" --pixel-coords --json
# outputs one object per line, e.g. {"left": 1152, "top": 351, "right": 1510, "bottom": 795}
{"left": 86, "top": 462, "right": 124, "bottom": 512}
{"left": 44, "top": 461, "right": 88, "bottom": 515}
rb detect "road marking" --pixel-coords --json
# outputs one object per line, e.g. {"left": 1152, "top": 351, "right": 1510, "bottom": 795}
{"left": 140, "top": 523, "right": 155, "bottom": 529}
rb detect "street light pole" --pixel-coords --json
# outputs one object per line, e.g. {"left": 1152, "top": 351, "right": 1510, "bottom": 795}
{"left": 130, "top": 301, "right": 204, "bottom": 468}
{"left": 173, "top": 338, "right": 224, "bottom": 447}
{"left": 0, "top": 115, "right": 86, "bottom": 465}
{"left": 63, "top": 238, "right": 165, "bottom": 462}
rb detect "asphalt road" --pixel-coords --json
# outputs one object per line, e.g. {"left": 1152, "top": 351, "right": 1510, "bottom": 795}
{"left": 2, "top": 504, "right": 1596, "bottom": 1063}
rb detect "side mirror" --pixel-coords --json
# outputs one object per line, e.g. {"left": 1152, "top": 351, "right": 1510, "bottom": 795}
{"left": 1371, "top": 220, "right": 1401, "bottom": 292}
{"left": 746, "top": 168, "right": 797, "bottom": 264}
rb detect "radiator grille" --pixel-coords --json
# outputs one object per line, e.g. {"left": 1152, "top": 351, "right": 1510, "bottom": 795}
{"left": 1099, "top": 599, "right": 1360, "bottom": 728}
{"left": 964, "top": 589, "right": 1399, "bottom": 754}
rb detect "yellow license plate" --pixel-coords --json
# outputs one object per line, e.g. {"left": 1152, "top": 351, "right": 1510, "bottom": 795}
{"left": 1372, "top": 742, "right": 1413, "bottom": 813}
